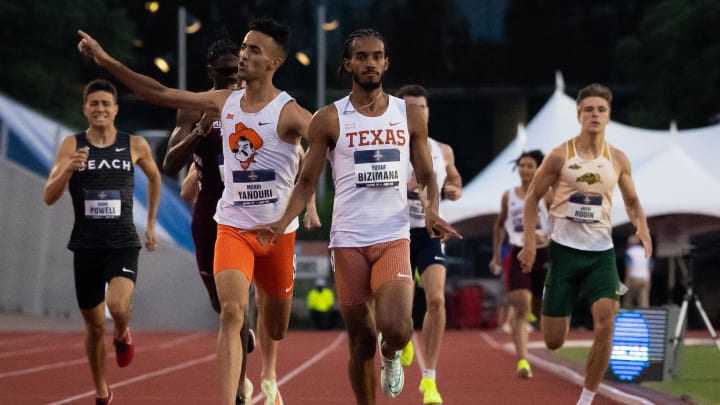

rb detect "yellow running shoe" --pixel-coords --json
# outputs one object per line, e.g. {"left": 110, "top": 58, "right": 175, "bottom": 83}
{"left": 400, "top": 340, "right": 414, "bottom": 367}
{"left": 236, "top": 378, "right": 253, "bottom": 404}
{"left": 526, "top": 312, "right": 538, "bottom": 323}
{"left": 260, "top": 379, "right": 283, "bottom": 405}
{"left": 419, "top": 377, "right": 443, "bottom": 404}
{"left": 517, "top": 359, "right": 533, "bottom": 379}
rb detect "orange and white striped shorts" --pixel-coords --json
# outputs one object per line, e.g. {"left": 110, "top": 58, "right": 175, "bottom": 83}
{"left": 214, "top": 224, "right": 296, "bottom": 298}
{"left": 331, "top": 239, "right": 412, "bottom": 306}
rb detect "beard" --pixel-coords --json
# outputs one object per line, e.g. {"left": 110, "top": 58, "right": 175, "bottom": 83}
{"left": 352, "top": 71, "right": 383, "bottom": 91}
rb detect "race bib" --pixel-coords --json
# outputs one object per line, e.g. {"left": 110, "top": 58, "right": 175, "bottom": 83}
{"left": 231, "top": 169, "right": 277, "bottom": 206}
{"left": 512, "top": 216, "right": 524, "bottom": 233}
{"left": 354, "top": 149, "right": 401, "bottom": 188}
{"left": 508, "top": 205, "right": 524, "bottom": 232}
{"left": 566, "top": 193, "right": 602, "bottom": 223}
{"left": 408, "top": 190, "right": 424, "bottom": 219}
{"left": 84, "top": 189, "right": 121, "bottom": 219}
{"left": 217, "top": 153, "right": 225, "bottom": 183}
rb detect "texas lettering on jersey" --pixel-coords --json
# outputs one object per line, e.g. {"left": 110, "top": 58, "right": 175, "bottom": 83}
{"left": 345, "top": 128, "right": 406, "bottom": 147}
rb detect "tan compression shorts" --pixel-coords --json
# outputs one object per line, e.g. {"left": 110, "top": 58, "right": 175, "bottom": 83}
{"left": 332, "top": 239, "right": 412, "bottom": 306}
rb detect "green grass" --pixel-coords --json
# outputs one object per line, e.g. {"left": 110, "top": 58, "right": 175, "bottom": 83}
{"left": 555, "top": 346, "right": 720, "bottom": 405}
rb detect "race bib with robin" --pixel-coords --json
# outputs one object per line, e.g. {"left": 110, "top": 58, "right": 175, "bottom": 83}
{"left": 354, "top": 149, "right": 401, "bottom": 188}
{"left": 84, "top": 189, "right": 121, "bottom": 219}
{"left": 231, "top": 169, "right": 278, "bottom": 206}
{"left": 566, "top": 193, "right": 602, "bottom": 223}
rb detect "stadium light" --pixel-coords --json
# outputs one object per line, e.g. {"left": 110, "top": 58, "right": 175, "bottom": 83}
{"left": 153, "top": 56, "right": 171, "bottom": 73}
{"left": 295, "top": 51, "right": 311, "bottom": 66}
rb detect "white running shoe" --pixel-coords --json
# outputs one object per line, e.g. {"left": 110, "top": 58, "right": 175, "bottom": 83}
{"left": 378, "top": 332, "right": 404, "bottom": 398}
{"left": 618, "top": 282, "right": 629, "bottom": 296}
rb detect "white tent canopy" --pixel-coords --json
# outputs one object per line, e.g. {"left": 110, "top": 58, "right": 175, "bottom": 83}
{"left": 442, "top": 73, "right": 720, "bottom": 235}
{"left": 611, "top": 138, "right": 720, "bottom": 224}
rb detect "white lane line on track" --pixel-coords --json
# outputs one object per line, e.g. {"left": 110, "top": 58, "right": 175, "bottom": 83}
{"left": 479, "top": 331, "right": 503, "bottom": 350}
{"left": 0, "top": 332, "right": 209, "bottom": 379}
{"left": 251, "top": 332, "right": 347, "bottom": 404}
{"left": 0, "top": 358, "right": 87, "bottom": 378}
{"left": 157, "top": 332, "right": 205, "bottom": 349}
{"left": 480, "top": 332, "right": 655, "bottom": 405}
{"left": 0, "top": 333, "right": 50, "bottom": 348}
{"left": 0, "top": 343, "right": 82, "bottom": 360}
{"left": 45, "top": 354, "right": 216, "bottom": 405}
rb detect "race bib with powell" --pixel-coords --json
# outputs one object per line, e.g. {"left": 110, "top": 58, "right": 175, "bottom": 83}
{"left": 84, "top": 189, "right": 121, "bottom": 219}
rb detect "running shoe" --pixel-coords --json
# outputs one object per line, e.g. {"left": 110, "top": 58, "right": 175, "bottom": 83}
{"left": 95, "top": 386, "right": 113, "bottom": 405}
{"left": 517, "top": 358, "right": 533, "bottom": 379}
{"left": 113, "top": 329, "right": 134, "bottom": 368}
{"left": 378, "top": 332, "right": 404, "bottom": 398}
{"left": 245, "top": 377, "right": 254, "bottom": 399}
{"left": 247, "top": 328, "right": 256, "bottom": 354}
{"left": 618, "top": 282, "right": 629, "bottom": 296}
{"left": 526, "top": 312, "right": 538, "bottom": 324}
{"left": 419, "top": 377, "right": 443, "bottom": 404}
{"left": 400, "top": 339, "right": 414, "bottom": 367}
{"left": 260, "top": 379, "right": 283, "bottom": 405}
{"left": 236, "top": 378, "right": 253, "bottom": 405}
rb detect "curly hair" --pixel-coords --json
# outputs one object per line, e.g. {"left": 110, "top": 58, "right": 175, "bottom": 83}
{"left": 206, "top": 37, "right": 240, "bottom": 64}
{"left": 512, "top": 149, "right": 544, "bottom": 170}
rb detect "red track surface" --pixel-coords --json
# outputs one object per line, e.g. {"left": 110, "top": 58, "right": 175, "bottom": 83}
{"left": 0, "top": 328, "right": 681, "bottom": 404}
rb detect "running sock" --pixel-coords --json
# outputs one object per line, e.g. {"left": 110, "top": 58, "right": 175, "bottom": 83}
{"left": 576, "top": 388, "right": 595, "bottom": 405}
{"left": 422, "top": 369, "right": 436, "bottom": 380}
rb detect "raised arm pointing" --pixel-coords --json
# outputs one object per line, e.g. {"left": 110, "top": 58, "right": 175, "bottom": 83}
{"left": 77, "top": 30, "right": 225, "bottom": 114}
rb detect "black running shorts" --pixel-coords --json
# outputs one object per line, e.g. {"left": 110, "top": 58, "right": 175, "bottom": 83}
{"left": 73, "top": 247, "right": 139, "bottom": 310}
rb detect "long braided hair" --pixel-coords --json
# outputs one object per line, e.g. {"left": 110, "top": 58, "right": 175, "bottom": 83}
{"left": 336, "top": 28, "right": 388, "bottom": 80}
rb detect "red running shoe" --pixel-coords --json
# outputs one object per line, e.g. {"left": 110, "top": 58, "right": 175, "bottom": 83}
{"left": 114, "top": 329, "right": 134, "bottom": 368}
{"left": 95, "top": 386, "right": 113, "bottom": 405}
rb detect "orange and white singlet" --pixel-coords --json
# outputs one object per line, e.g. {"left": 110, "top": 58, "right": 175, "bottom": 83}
{"left": 550, "top": 138, "right": 618, "bottom": 251}
{"left": 214, "top": 89, "right": 300, "bottom": 233}
{"left": 328, "top": 94, "right": 411, "bottom": 247}
{"left": 504, "top": 187, "right": 550, "bottom": 248}
{"left": 408, "top": 137, "right": 446, "bottom": 229}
